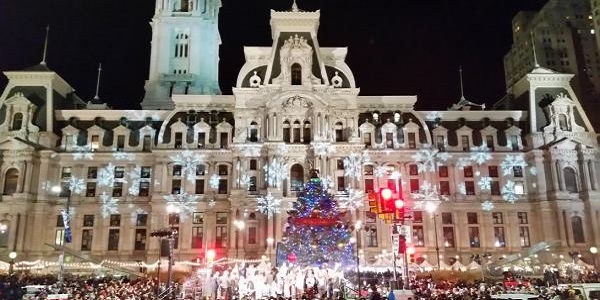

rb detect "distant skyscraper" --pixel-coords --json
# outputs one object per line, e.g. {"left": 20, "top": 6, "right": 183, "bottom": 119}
{"left": 504, "top": 0, "right": 600, "bottom": 117}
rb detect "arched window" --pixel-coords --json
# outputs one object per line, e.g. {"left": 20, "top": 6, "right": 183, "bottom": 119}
{"left": 3, "top": 168, "right": 19, "bottom": 195}
{"left": 564, "top": 167, "right": 578, "bottom": 193}
{"left": 559, "top": 114, "right": 569, "bottom": 131}
{"left": 290, "top": 164, "right": 304, "bottom": 191}
{"left": 0, "top": 221, "right": 8, "bottom": 248}
{"left": 11, "top": 113, "right": 23, "bottom": 131}
{"left": 293, "top": 120, "right": 301, "bottom": 143}
{"left": 291, "top": 63, "right": 302, "bottom": 85}
{"left": 572, "top": 216, "right": 585, "bottom": 243}
{"left": 335, "top": 122, "right": 344, "bottom": 142}
{"left": 303, "top": 121, "right": 312, "bottom": 144}
{"left": 283, "top": 120, "right": 291, "bottom": 143}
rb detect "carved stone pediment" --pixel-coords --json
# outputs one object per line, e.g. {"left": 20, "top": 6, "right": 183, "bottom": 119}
{"left": 281, "top": 95, "right": 313, "bottom": 114}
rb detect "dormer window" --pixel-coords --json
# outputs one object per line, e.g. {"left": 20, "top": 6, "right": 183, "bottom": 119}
{"left": 116, "top": 135, "right": 125, "bottom": 151}
{"left": 559, "top": 114, "right": 569, "bottom": 131}
{"left": 249, "top": 121, "right": 258, "bottom": 142}
{"left": 175, "top": 132, "right": 183, "bottom": 148}
{"left": 11, "top": 113, "right": 23, "bottom": 131}
{"left": 291, "top": 63, "right": 302, "bottom": 85}
{"left": 91, "top": 135, "right": 100, "bottom": 151}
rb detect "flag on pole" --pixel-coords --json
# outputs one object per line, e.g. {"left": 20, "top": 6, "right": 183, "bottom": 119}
{"left": 61, "top": 210, "right": 72, "bottom": 243}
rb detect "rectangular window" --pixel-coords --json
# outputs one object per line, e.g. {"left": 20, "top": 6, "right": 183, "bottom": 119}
{"left": 250, "top": 160, "right": 257, "bottom": 170}
{"left": 86, "top": 182, "right": 96, "bottom": 197}
{"left": 218, "top": 179, "right": 228, "bottom": 194}
{"left": 173, "top": 165, "right": 182, "bottom": 176}
{"left": 514, "top": 181, "right": 525, "bottom": 194}
{"left": 116, "top": 135, "right": 125, "bottom": 150}
{"left": 139, "top": 182, "right": 150, "bottom": 196}
{"left": 467, "top": 212, "right": 478, "bottom": 224}
{"left": 492, "top": 212, "right": 504, "bottom": 224}
{"left": 109, "top": 214, "right": 121, "bottom": 227}
{"left": 218, "top": 165, "right": 228, "bottom": 175}
{"left": 364, "top": 165, "right": 374, "bottom": 176}
{"left": 441, "top": 212, "right": 453, "bottom": 224}
{"left": 337, "top": 177, "right": 345, "bottom": 191}
{"left": 364, "top": 133, "right": 371, "bottom": 146}
{"left": 486, "top": 135, "right": 494, "bottom": 150}
{"left": 443, "top": 227, "right": 455, "bottom": 248}
{"left": 249, "top": 176, "right": 257, "bottom": 192}
{"left": 220, "top": 132, "right": 228, "bottom": 149}
{"left": 410, "top": 179, "right": 419, "bottom": 193}
{"left": 174, "top": 132, "right": 183, "bottom": 148}
{"left": 143, "top": 135, "right": 152, "bottom": 152}
{"left": 461, "top": 135, "right": 470, "bottom": 151}
{"left": 168, "top": 213, "right": 180, "bottom": 225}
{"left": 364, "top": 179, "right": 374, "bottom": 193}
{"left": 408, "top": 133, "right": 416, "bottom": 149}
{"left": 134, "top": 229, "right": 146, "bottom": 251}
{"left": 465, "top": 181, "right": 475, "bottom": 195}
{"left": 469, "top": 227, "right": 481, "bottom": 247}
{"left": 81, "top": 229, "right": 93, "bottom": 251}
{"left": 197, "top": 132, "right": 205, "bottom": 148}
{"left": 216, "top": 212, "right": 228, "bottom": 224}
{"left": 489, "top": 166, "right": 499, "bottom": 177}
{"left": 61, "top": 167, "right": 72, "bottom": 179}
{"left": 91, "top": 135, "right": 100, "bottom": 151}
{"left": 83, "top": 215, "right": 94, "bottom": 227}
{"left": 136, "top": 214, "right": 148, "bottom": 227}
{"left": 248, "top": 227, "right": 257, "bottom": 244}
{"left": 195, "top": 165, "right": 206, "bottom": 176}
{"left": 193, "top": 212, "right": 204, "bottom": 224}
{"left": 113, "top": 182, "right": 123, "bottom": 197}
{"left": 87, "top": 167, "right": 98, "bottom": 179}
{"left": 409, "top": 165, "right": 419, "bottom": 176}
{"left": 114, "top": 166, "right": 125, "bottom": 178}
{"left": 491, "top": 181, "right": 501, "bottom": 195}
{"left": 172, "top": 179, "right": 182, "bottom": 194}
{"left": 464, "top": 166, "right": 473, "bottom": 177}
{"left": 440, "top": 181, "right": 450, "bottom": 195}
{"left": 385, "top": 132, "right": 394, "bottom": 148}
{"left": 519, "top": 226, "right": 531, "bottom": 247}
{"left": 413, "top": 226, "right": 425, "bottom": 247}
{"left": 191, "top": 226, "right": 203, "bottom": 249}
{"left": 413, "top": 211, "right": 423, "bottom": 223}
{"left": 141, "top": 166, "right": 152, "bottom": 178}
{"left": 56, "top": 215, "right": 65, "bottom": 227}
{"left": 494, "top": 227, "right": 506, "bottom": 247}
{"left": 436, "top": 135, "right": 445, "bottom": 151}
{"left": 518, "top": 212, "right": 529, "bottom": 224}
{"left": 108, "top": 229, "right": 120, "bottom": 251}
{"left": 215, "top": 226, "right": 228, "bottom": 248}
{"left": 55, "top": 229, "right": 65, "bottom": 246}
{"left": 366, "top": 226, "right": 378, "bottom": 247}
{"left": 195, "top": 179, "right": 205, "bottom": 194}
{"left": 513, "top": 166, "right": 523, "bottom": 177}
{"left": 438, "top": 166, "right": 448, "bottom": 177}
{"left": 337, "top": 160, "right": 344, "bottom": 170}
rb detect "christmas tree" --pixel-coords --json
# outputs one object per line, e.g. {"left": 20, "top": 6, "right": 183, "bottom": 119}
{"left": 279, "top": 170, "right": 354, "bottom": 267}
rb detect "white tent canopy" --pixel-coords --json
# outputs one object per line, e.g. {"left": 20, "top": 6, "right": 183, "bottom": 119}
{"left": 419, "top": 260, "right": 434, "bottom": 271}
{"left": 467, "top": 261, "right": 482, "bottom": 270}
{"left": 439, "top": 261, "right": 451, "bottom": 270}
{"left": 452, "top": 261, "right": 467, "bottom": 271}
{"left": 577, "top": 259, "right": 594, "bottom": 269}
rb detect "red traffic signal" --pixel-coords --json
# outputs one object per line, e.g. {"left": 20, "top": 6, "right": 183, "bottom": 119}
{"left": 398, "top": 235, "right": 407, "bottom": 254}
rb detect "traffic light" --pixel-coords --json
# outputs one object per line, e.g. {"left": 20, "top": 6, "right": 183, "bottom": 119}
{"left": 379, "top": 188, "right": 394, "bottom": 213}
{"left": 398, "top": 235, "right": 407, "bottom": 254}
{"left": 407, "top": 246, "right": 416, "bottom": 262}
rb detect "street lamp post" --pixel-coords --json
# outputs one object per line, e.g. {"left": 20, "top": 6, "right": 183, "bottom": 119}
{"left": 166, "top": 205, "right": 180, "bottom": 294}
{"left": 426, "top": 203, "right": 440, "bottom": 270}
{"left": 52, "top": 185, "right": 71, "bottom": 290}
{"left": 590, "top": 247, "right": 598, "bottom": 269}
{"left": 233, "top": 220, "right": 245, "bottom": 258}
{"left": 354, "top": 220, "right": 363, "bottom": 298}
{"left": 266, "top": 237, "right": 274, "bottom": 264}
{"left": 8, "top": 251, "right": 17, "bottom": 275}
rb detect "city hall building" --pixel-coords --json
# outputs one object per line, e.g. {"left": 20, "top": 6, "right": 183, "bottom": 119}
{"left": 0, "top": 0, "right": 599, "bottom": 269}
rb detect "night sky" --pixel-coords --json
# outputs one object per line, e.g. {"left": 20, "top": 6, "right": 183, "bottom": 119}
{"left": 0, "top": 0, "right": 548, "bottom": 110}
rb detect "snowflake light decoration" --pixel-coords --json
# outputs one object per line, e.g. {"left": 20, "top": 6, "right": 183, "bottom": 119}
{"left": 469, "top": 145, "right": 492, "bottom": 166}
{"left": 256, "top": 192, "right": 282, "bottom": 219}
{"left": 113, "top": 151, "right": 136, "bottom": 161}
{"left": 339, "top": 188, "right": 365, "bottom": 212}
{"left": 478, "top": 177, "right": 492, "bottom": 191}
{"left": 374, "top": 166, "right": 387, "bottom": 178}
{"left": 127, "top": 167, "right": 142, "bottom": 196}
{"left": 209, "top": 174, "right": 220, "bottom": 190}
{"left": 312, "top": 142, "right": 334, "bottom": 156}
{"left": 411, "top": 145, "right": 451, "bottom": 173}
{"left": 240, "top": 145, "right": 261, "bottom": 157}
{"left": 481, "top": 201, "right": 495, "bottom": 211}
{"left": 457, "top": 182, "right": 467, "bottom": 196}
{"left": 500, "top": 155, "right": 527, "bottom": 176}
{"left": 68, "top": 177, "right": 86, "bottom": 195}
{"left": 99, "top": 192, "right": 119, "bottom": 218}
{"left": 207, "top": 198, "right": 216, "bottom": 207}
{"left": 170, "top": 150, "right": 205, "bottom": 181}
{"left": 456, "top": 157, "right": 472, "bottom": 169}
{"left": 97, "top": 163, "right": 116, "bottom": 189}
{"left": 72, "top": 145, "right": 94, "bottom": 161}
{"left": 321, "top": 175, "right": 334, "bottom": 190}
{"left": 501, "top": 180, "right": 519, "bottom": 203}
{"left": 163, "top": 192, "right": 199, "bottom": 219}
{"left": 239, "top": 174, "right": 251, "bottom": 188}
{"left": 264, "top": 157, "right": 289, "bottom": 189}
{"left": 343, "top": 153, "right": 363, "bottom": 179}
{"left": 425, "top": 111, "right": 443, "bottom": 122}
{"left": 411, "top": 181, "right": 448, "bottom": 201}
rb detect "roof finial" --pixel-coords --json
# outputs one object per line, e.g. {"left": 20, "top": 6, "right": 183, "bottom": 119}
{"left": 40, "top": 25, "right": 50, "bottom": 66}
{"left": 93, "top": 63, "right": 103, "bottom": 101}
{"left": 530, "top": 30, "right": 540, "bottom": 68}
{"left": 291, "top": 0, "right": 299, "bottom": 12}
{"left": 459, "top": 65, "right": 465, "bottom": 100}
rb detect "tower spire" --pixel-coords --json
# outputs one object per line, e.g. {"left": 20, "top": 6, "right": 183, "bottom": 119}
{"left": 530, "top": 30, "right": 540, "bottom": 68}
{"left": 459, "top": 65, "right": 465, "bottom": 100}
{"left": 93, "top": 63, "right": 102, "bottom": 101}
{"left": 40, "top": 25, "right": 50, "bottom": 66}
{"left": 291, "top": 0, "right": 299, "bottom": 12}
